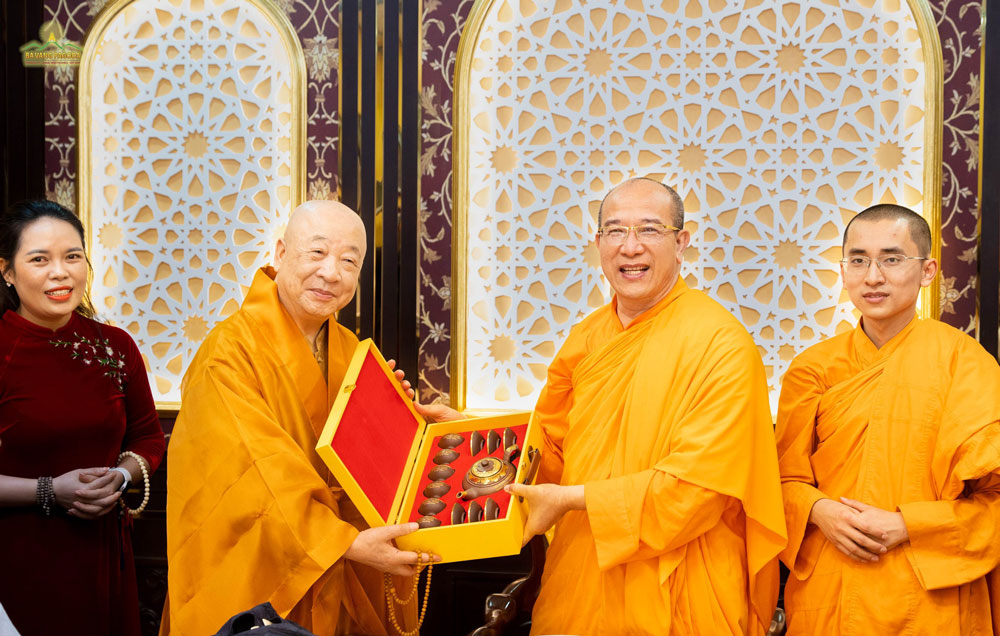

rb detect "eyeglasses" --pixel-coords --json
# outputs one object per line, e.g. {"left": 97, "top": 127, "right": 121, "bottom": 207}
{"left": 839, "top": 254, "right": 928, "bottom": 275}
{"left": 597, "top": 223, "right": 681, "bottom": 245}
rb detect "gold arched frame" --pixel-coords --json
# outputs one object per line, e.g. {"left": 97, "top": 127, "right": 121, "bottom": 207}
{"left": 450, "top": 0, "right": 944, "bottom": 410}
{"left": 77, "top": 0, "right": 307, "bottom": 411}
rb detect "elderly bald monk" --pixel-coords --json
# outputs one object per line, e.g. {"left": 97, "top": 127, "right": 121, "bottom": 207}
{"left": 420, "top": 178, "right": 787, "bottom": 635}
{"left": 162, "top": 201, "right": 434, "bottom": 635}
{"left": 775, "top": 204, "right": 1000, "bottom": 634}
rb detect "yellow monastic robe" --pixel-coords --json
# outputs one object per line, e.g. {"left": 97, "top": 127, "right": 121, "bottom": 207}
{"left": 776, "top": 317, "right": 1000, "bottom": 635}
{"left": 529, "top": 277, "right": 787, "bottom": 636}
{"left": 161, "top": 268, "right": 413, "bottom": 635}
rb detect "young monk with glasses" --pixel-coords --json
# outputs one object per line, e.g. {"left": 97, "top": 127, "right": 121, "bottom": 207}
{"left": 775, "top": 203, "right": 1000, "bottom": 634}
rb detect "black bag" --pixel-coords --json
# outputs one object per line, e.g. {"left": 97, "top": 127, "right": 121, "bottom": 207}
{"left": 212, "top": 602, "right": 316, "bottom": 636}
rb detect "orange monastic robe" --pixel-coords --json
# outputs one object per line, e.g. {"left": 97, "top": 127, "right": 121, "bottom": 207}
{"left": 776, "top": 317, "right": 1000, "bottom": 635}
{"left": 161, "top": 268, "right": 412, "bottom": 635}
{"left": 529, "top": 278, "right": 787, "bottom": 636}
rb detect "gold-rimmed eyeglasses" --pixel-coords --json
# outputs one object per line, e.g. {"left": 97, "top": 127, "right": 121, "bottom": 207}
{"left": 597, "top": 223, "right": 681, "bottom": 245}
{"left": 839, "top": 254, "right": 928, "bottom": 276}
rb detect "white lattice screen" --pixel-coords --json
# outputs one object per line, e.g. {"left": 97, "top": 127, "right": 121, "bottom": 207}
{"left": 454, "top": 0, "right": 940, "bottom": 412}
{"left": 79, "top": 0, "right": 305, "bottom": 407}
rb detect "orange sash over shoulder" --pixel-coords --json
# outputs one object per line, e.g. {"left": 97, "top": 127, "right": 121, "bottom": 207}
{"left": 529, "top": 278, "right": 786, "bottom": 636}
{"left": 776, "top": 318, "right": 1000, "bottom": 635}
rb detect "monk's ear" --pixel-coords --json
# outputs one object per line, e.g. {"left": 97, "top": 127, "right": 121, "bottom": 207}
{"left": 674, "top": 229, "right": 691, "bottom": 256}
{"left": 918, "top": 257, "right": 938, "bottom": 288}
{"left": 273, "top": 238, "right": 286, "bottom": 272}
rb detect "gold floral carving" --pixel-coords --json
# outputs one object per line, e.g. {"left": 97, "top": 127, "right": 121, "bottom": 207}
{"left": 453, "top": 0, "right": 942, "bottom": 411}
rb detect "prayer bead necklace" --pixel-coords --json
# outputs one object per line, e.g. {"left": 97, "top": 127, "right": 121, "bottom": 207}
{"left": 384, "top": 562, "right": 432, "bottom": 636}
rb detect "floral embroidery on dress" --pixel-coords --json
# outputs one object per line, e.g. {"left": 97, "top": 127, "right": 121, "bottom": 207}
{"left": 50, "top": 333, "right": 127, "bottom": 392}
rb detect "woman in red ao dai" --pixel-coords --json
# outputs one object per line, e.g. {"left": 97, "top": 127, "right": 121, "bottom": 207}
{"left": 0, "top": 200, "right": 165, "bottom": 636}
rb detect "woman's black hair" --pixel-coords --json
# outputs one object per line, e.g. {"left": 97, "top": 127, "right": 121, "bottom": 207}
{"left": 0, "top": 199, "right": 96, "bottom": 319}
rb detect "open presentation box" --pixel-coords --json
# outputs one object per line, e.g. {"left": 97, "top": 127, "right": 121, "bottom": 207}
{"left": 316, "top": 339, "right": 542, "bottom": 563}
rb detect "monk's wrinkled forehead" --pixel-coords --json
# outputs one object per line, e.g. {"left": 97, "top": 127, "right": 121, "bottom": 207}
{"left": 284, "top": 200, "right": 366, "bottom": 255}
{"left": 843, "top": 217, "right": 923, "bottom": 257}
{"left": 842, "top": 204, "right": 931, "bottom": 257}
{"left": 605, "top": 180, "right": 668, "bottom": 213}
{"left": 600, "top": 178, "right": 683, "bottom": 227}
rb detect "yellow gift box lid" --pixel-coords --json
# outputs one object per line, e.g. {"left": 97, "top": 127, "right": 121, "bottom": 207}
{"left": 316, "top": 339, "right": 426, "bottom": 529}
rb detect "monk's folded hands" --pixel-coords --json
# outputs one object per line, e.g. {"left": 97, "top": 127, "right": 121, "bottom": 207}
{"left": 839, "top": 496, "right": 909, "bottom": 550}
{"left": 808, "top": 497, "right": 888, "bottom": 562}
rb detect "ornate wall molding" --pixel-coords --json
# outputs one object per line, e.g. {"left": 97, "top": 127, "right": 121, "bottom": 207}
{"left": 78, "top": 0, "right": 306, "bottom": 407}
{"left": 43, "top": 0, "right": 984, "bottom": 405}
{"left": 452, "top": 0, "right": 943, "bottom": 411}
{"left": 931, "top": 0, "right": 982, "bottom": 329}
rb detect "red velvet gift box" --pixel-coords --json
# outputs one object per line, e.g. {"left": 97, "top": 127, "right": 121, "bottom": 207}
{"left": 316, "top": 339, "right": 542, "bottom": 563}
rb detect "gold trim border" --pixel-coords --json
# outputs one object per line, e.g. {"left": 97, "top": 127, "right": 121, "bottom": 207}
{"left": 976, "top": 0, "right": 986, "bottom": 336}
{"left": 77, "top": 0, "right": 307, "bottom": 412}
{"left": 908, "top": 0, "right": 944, "bottom": 320}
{"left": 451, "top": 0, "right": 496, "bottom": 410}
{"left": 451, "top": 0, "right": 946, "bottom": 408}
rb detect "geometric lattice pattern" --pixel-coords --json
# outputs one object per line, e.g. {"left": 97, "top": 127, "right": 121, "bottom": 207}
{"left": 456, "top": 0, "right": 939, "bottom": 411}
{"left": 79, "top": 0, "right": 304, "bottom": 406}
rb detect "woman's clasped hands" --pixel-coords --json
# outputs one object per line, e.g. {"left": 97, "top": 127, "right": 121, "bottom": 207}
{"left": 53, "top": 467, "right": 124, "bottom": 519}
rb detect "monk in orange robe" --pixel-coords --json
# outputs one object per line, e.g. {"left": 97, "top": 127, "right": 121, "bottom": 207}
{"left": 421, "top": 178, "right": 787, "bottom": 635}
{"left": 162, "top": 201, "right": 430, "bottom": 635}
{"left": 776, "top": 204, "right": 1000, "bottom": 635}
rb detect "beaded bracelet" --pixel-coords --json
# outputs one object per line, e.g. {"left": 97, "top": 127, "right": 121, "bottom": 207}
{"left": 35, "top": 476, "right": 54, "bottom": 516}
{"left": 117, "top": 451, "right": 150, "bottom": 517}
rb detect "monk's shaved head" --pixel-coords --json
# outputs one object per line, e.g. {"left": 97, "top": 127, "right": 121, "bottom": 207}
{"left": 843, "top": 204, "right": 931, "bottom": 257}
{"left": 598, "top": 178, "right": 684, "bottom": 228}
{"left": 284, "top": 200, "right": 367, "bottom": 255}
